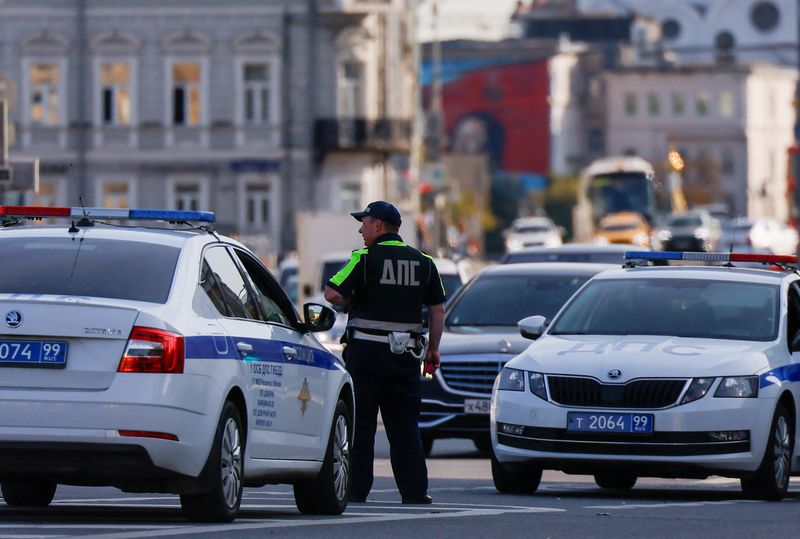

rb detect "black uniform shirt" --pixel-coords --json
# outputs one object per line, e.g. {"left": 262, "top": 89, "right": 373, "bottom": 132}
{"left": 327, "top": 233, "right": 446, "bottom": 333}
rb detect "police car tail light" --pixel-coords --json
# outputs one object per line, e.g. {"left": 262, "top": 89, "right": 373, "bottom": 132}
{"left": 118, "top": 327, "right": 185, "bottom": 374}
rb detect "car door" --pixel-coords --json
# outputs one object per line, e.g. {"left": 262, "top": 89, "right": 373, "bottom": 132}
{"left": 201, "top": 245, "right": 303, "bottom": 459}
{"left": 231, "top": 248, "right": 331, "bottom": 460}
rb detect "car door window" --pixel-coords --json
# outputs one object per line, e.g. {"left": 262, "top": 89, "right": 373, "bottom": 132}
{"left": 787, "top": 284, "right": 800, "bottom": 351}
{"left": 202, "top": 246, "right": 258, "bottom": 319}
{"left": 233, "top": 248, "right": 296, "bottom": 326}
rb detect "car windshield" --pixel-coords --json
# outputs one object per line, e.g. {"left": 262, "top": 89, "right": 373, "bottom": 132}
{"left": 668, "top": 216, "right": 702, "bottom": 227}
{"left": 503, "top": 251, "right": 626, "bottom": 264}
{"left": 602, "top": 223, "right": 637, "bottom": 231}
{"left": 440, "top": 273, "right": 463, "bottom": 299}
{"left": 550, "top": 278, "right": 779, "bottom": 341}
{"left": 0, "top": 237, "right": 180, "bottom": 303}
{"left": 446, "top": 273, "right": 591, "bottom": 326}
{"left": 514, "top": 225, "right": 551, "bottom": 233}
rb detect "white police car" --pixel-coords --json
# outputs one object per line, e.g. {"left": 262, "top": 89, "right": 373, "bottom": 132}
{"left": 492, "top": 250, "right": 800, "bottom": 500}
{"left": 0, "top": 206, "right": 354, "bottom": 521}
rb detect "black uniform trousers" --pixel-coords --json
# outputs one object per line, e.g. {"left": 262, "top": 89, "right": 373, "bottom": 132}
{"left": 345, "top": 338, "right": 428, "bottom": 501}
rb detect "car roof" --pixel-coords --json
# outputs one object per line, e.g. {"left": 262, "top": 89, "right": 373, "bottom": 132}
{"left": 508, "top": 243, "right": 642, "bottom": 254}
{"left": 479, "top": 262, "right": 618, "bottom": 277}
{"left": 0, "top": 223, "right": 214, "bottom": 249}
{"left": 592, "top": 264, "right": 790, "bottom": 285}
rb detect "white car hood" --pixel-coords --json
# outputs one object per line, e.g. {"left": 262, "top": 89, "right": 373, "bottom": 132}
{"left": 510, "top": 334, "right": 774, "bottom": 381}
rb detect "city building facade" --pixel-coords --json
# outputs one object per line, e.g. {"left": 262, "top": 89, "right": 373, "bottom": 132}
{"left": 605, "top": 63, "right": 797, "bottom": 220}
{"left": 0, "top": 0, "right": 414, "bottom": 256}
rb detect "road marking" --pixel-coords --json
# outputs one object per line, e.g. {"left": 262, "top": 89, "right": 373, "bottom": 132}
{"left": 74, "top": 505, "right": 563, "bottom": 539}
{"left": 0, "top": 524, "right": 176, "bottom": 529}
{"left": 585, "top": 500, "right": 762, "bottom": 510}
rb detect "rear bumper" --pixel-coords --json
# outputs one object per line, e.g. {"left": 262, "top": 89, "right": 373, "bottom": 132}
{"left": 0, "top": 441, "right": 209, "bottom": 493}
{"left": 0, "top": 373, "right": 224, "bottom": 483}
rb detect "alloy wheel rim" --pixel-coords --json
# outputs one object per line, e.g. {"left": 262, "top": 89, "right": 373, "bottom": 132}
{"left": 221, "top": 417, "right": 243, "bottom": 509}
{"left": 772, "top": 416, "right": 791, "bottom": 489}
{"left": 332, "top": 414, "right": 350, "bottom": 501}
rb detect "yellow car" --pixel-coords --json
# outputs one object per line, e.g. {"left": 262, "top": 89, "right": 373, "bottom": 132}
{"left": 594, "top": 211, "right": 651, "bottom": 247}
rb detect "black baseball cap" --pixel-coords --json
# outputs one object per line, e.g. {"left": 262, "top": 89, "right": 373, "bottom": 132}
{"left": 350, "top": 201, "right": 402, "bottom": 227}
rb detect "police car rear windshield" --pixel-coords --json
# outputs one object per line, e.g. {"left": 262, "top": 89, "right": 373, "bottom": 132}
{"left": 0, "top": 237, "right": 179, "bottom": 303}
{"left": 550, "top": 278, "right": 779, "bottom": 341}
{"left": 446, "top": 273, "right": 591, "bottom": 327}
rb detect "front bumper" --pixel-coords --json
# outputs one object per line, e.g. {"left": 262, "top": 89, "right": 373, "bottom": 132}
{"left": 419, "top": 372, "right": 492, "bottom": 440}
{"left": 492, "top": 388, "right": 776, "bottom": 476}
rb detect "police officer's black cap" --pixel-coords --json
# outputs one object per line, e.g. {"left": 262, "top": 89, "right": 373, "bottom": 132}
{"left": 350, "top": 201, "right": 402, "bottom": 227}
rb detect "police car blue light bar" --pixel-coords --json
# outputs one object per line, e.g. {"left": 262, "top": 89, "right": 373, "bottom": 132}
{"left": 0, "top": 206, "right": 215, "bottom": 223}
{"left": 625, "top": 251, "right": 798, "bottom": 264}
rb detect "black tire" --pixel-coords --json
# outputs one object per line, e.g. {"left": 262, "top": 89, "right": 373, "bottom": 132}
{"left": 1, "top": 480, "right": 57, "bottom": 507}
{"left": 180, "top": 401, "right": 244, "bottom": 522}
{"left": 473, "top": 437, "right": 492, "bottom": 454}
{"left": 421, "top": 433, "right": 434, "bottom": 457}
{"left": 594, "top": 472, "right": 637, "bottom": 490}
{"left": 741, "top": 403, "right": 793, "bottom": 501}
{"left": 294, "top": 399, "right": 351, "bottom": 515}
{"left": 491, "top": 452, "right": 541, "bottom": 494}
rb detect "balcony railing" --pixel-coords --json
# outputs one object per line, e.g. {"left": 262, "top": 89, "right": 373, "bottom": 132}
{"left": 314, "top": 118, "right": 412, "bottom": 155}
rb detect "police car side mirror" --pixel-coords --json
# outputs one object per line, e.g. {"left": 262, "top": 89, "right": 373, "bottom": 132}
{"left": 518, "top": 315, "right": 548, "bottom": 340}
{"left": 303, "top": 302, "right": 336, "bottom": 333}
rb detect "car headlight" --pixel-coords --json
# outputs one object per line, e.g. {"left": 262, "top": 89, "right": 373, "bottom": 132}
{"left": 714, "top": 376, "right": 759, "bottom": 398}
{"left": 527, "top": 372, "right": 547, "bottom": 400}
{"left": 681, "top": 377, "right": 714, "bottom": 404}
{"left": 497, "top": 368, "right": 525, "bottom": 391}
{"left": 506, "top": 238, "right": 523, "bottom": 251}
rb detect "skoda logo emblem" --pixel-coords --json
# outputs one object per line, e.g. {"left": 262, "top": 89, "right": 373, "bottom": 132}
{"left": 607, "top": 369, "right": 622, "bottom": 380}
{"left": 5, "top": 311, "right": 22, "bottom": 328}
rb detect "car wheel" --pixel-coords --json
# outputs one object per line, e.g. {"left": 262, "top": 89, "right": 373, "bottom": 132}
{"left": 491, "top": 452, "right": 541, "bottom": 494}
{"left": 294, "top": 399, "right": 351, "bottom": 515}
{"left": 594, "top": 472, "right": 637, "bottom": 490}
{"left": 421, "top": 433, "right": 434, "bottom": 457}
{"left": 1, "top": 480, "right": 57, "bottom": 507}
{"left": 741, "top": 403, "right": 793, "bottom": 501}
{"left": 473, "top": 437, "right": 492, "bottom": 454}
{"left": 180, "top": 401, "right": 244, "bottom": 522}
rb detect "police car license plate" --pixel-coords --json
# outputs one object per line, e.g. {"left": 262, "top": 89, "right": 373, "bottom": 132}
{"left": 464, "top": 399, "right": 491, "bottom": 414}
{"left": 567, "top": 412, "right": 653, "bottom": 433}
{"left": 0, "top": 340, "right": 68, "bottom": 367}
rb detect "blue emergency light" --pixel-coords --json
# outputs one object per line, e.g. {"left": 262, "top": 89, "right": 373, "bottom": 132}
{"left": 0, "top": 206, "right": 215, "bottom": 223}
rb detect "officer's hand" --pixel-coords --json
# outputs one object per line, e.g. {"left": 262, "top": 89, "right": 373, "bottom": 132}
{"left": 423, "top": 350, "right": 440, "bottom": 376}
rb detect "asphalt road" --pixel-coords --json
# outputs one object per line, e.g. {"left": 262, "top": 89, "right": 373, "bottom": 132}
{"left": 1, "top": 431, "right": 799, "bottom": 539}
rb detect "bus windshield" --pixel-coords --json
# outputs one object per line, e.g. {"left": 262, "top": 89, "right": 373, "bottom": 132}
{"left": 588, "top": 172, "right": 655, "bottom": 223}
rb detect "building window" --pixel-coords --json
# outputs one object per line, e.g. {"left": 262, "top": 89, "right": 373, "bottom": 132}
{"left": 751, "top": 2, "right": 780, "bottom": 33}
{"left": 721, "top": 148, "right": 735, "bottom": 176}
{"left": 99, "top": 180, "right": 132, "bottom": 208}
{"left": 719, "top": 91, "right": 735, "bottom": 118}
{"left": 671, "top": 93, "right": 685, "bottom": 115}
{"left": 29, "top": 63, "right": 61, "bottom": 126}
{"left": 587, "top": 128, "right": 605, "bottom": 153}
{"left": 695, "top": 91, "right": 710, "bottom": 116}
{"left": 340, "top": 183, "right": 361, "bottom": 212}
{"left": 172, "top": 62, "right": 201, "bottom": 126}
{"left": 99, "top": 62, "right": 131, "bottom": 125}
{"left": 245, "top": 183, "right": 272, "bottom": 230}
{"left": 715, "top": 31, "right": 736, "bottom": 62}
{"left": 338, "top": 60, "right": 365, "bottom": 117}
{"left": 661, "top": 19, "right": 681, "bottom": 41}
{"left": 175, "top": 183, "right": 200, "bottom": 211}
{"left": 647, "top": 93, "right": 660, "bottom": 116}
{"left": 31, "top": 178, "right": 66, "bottom": 206}
{"left": 242, "top": 63, "right": 273, "bottom": 124}
{"left": 624, "top": 93, "right": 637, "bottom": 116}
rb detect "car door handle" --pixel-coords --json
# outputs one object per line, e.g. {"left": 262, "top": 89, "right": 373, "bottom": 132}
{"left": 282, "top": 346, "right": 298, "bottom": 359}
{"left": 236, "top": 342, "right": 253, "bottom": 355}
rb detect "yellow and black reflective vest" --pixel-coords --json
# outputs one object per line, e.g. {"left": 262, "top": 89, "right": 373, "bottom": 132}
{"left": 327, "top": 233, "right": 446, "bottom": 334}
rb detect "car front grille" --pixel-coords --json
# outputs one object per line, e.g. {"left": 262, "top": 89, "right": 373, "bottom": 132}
{"left": 547, "top": 376, "right": 688, "bottom": 409}
{"left": 439, "top": 361, "right": 504, "bottom": 395}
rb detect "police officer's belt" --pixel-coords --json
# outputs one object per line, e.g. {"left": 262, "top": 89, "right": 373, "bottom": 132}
{"left": 352, "top": 330, "right": 420, "bottom": 345}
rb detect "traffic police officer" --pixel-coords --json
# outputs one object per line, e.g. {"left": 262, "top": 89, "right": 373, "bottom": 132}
{"left": 324, "top": 201, "right": 446, "bottom": 505}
